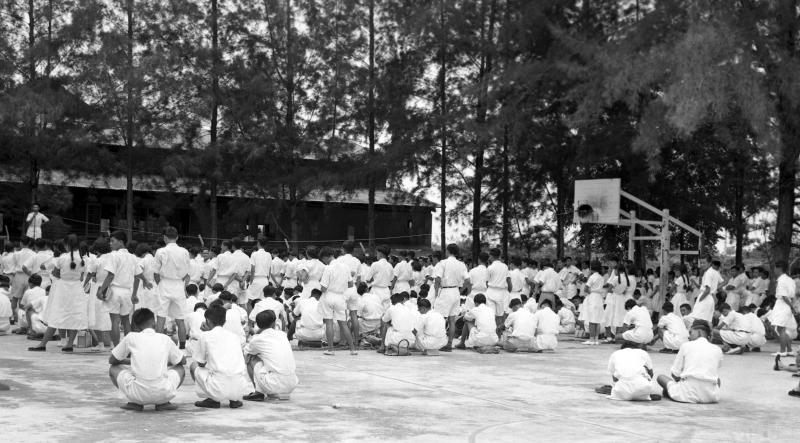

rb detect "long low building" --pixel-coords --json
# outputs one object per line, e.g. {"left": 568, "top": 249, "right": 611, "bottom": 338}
{"left": 0, "top": 150, "right": 435, "bottom": 250}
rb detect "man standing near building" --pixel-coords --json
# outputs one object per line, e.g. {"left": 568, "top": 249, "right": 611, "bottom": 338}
{"left": 248, "top": 237, "right": 273, "bottom": 310}
{"left": 25, "top": 204, "right": 49, "bottom": 240}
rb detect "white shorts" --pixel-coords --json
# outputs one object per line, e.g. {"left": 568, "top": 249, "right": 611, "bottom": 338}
{"left": 295, "top": 327, "right": 325, "bottom": 342}
{"left": 193, "top": 367, "right": 248, "bottom": 402}
{"left": 770, "top": 303, "right": 794, "bottom": 328}
{"left": 485, "top": 287, "right": 508, "bottom": 317}
{"left": 371, "top": 287, "right": 391, "bottom": 310}
{"left": 747, "top": 333, "right": 766, "bottom": 348}
{"left": 358, "top": 318, "right": 381, "bottom": 334}
{"left": 253, "top": 362, "right": 298, "bottom": 396}
{"left": 393, "top": 280, "right": 411, "bottom": 295}
{"left": 384, "top": 327, "right": 414, "bottom": 347}
{"left": 610, "top": 376, "right": 653, "bottom": 401}
{"left": 719, "top": 330, "right": 749, "bottom": 347}
{"left": 667, "top": 378, "right": 720, "bottom": 404}
{"left": 415, "top": 334, "right": 448, "bottom": 351}
{"left": 248, "top": 276, "right": 270, "bottom": 301}
{"left": 662, "top": 331, "right": 688, "bottom": 350}
{"left": 117, "top": 369, "right": 180, "bottom": 405}
{"left": 534, "top": 333, "right": 558, "bottom": 350}
{"left": 158, "top": 279, "right": 186, "bottom": 320}
{"left": 319, "top": 292, "right": 346, "bottom": 322}
{"left": 465, "top": 329, "right": 498, "bottom": 348}
{"left": 105, "top": 287, "right": 133, "bottom": 316}
{"left": 622, "top": 327, "right": 654, "bottom": 344}
{"left": 434, "top": 288, "right": 460, "bottom": 317}
{"left": 503, "top": 336, "right": 534, "bottom": 351}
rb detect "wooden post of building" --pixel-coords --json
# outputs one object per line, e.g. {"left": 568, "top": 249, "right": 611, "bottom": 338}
{"left": 628, "top": 210, "right": 636, "bottom": 262}
{"left": 657, "top": 209, "right": 670, "bottom": 312}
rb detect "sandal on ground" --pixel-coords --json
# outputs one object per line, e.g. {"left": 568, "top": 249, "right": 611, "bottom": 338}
{"left": 61, "top": 347, "right": 73, "bottom": 353}
{"left": 27, "top": 346, "right": 46, "bottom": 352}
{"left": 229, "top": 400, "right": 243, "bottom": 409}
{"left": 195, "top": 398, "right": 221, "bottom": 408}
{"left": 155, "top": 402, "right": 178, "bottom": 411}
{"left": 788, "top": 390, "right": 800, "bottom": 398}
{"left": 244, "top": 392, "right": 265, "bottom": 402}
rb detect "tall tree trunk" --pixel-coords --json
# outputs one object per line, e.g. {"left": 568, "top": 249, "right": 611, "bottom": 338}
{"left": 733, "top": 162, "right": 744, "bottom": 266}
{"left": 27, "top": 0, "right": 37, "bottom": 206}
{"left": 367, "top": 0, "right": 376, "bottom": 253}
{"left": 774, "top": 149, "right": 796, "bottom": 264}
{"left": 438, "top": 0, "right": 447, "bottom": 253}
{"left": 46, "top": 0, "right": 52, "bottom": 75}
{"left": 210, "top": 0, "right": 220, "bottom": 245}
{"left": 28, "top": 0, "right": 35, "bottom": 81}
{"left": 125, "top": 0, "right": 134, "bottom": 241}
{"left": 472, "top": 0, "right": 496, "bottom": 264}
{"left": 501, "top": 126, "right": 510, "bottom": 260}
{"left": 555, "top": 175, "right": 566, "bottom": 259}
{"left": 285, "top": 0, "right": 298, "bottom": 253}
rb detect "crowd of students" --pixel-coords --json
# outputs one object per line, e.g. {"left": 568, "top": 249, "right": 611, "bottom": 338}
{"left": 2, "top": 229, "right": 799, "bottom": 410}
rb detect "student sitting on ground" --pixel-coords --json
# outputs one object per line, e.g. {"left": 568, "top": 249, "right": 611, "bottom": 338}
{"left": 214, "top": 293, "right": 246, "bottom": 344}
{"left": 19, "top": 274, "right": 48, "bottom": 338}
{"left": 533, "top": 299, "right": 560, "bottom": 351}
{"left": 502, "top": 298, "right": 536, "bottom": 352}
{"left": 656, "top": 319, "right": 723, "bottom": 404}
{"left": 205, "top": 283, "right": 225, "bottom": 305}
{"left": 713, "top": 303, "right": 750, "bottom": 355}
{"left": 620, "top": 299, "right": 654, "bottom": 348}
{"left": 190, "top": 305, "right": 249, "bottom": 409}
{"left": 358, "top": 283, "right": 384, "bottom": 339}
{"left": 653, "top": 302, "right": 688, "bottom": 353}
{"left": 741, "top": 304, "right": 766, "bottom": 351}
{"left": 679, "top": 303, "right": 693, "bottom": 330}
{"left": 0, "top": 276, "right": 12, "bottom": 335}
{"left": 249, "top": 286, "right": 287, "bottom": 332}
{"left": 380, "top": 292, "right": 415, "bottom": 354}
{"left": 556, "top": 299, "right": 576, "bottom": 334}
{"left": 108, "top": 308, "right": 186, "bottom": 411}
{"left": 458, "top": 293, "right": 498, "bottom": 350}
{"left": 184, "top": 302, "right": 207, "bottom": 357}
{"left": 603, "top": 342, "right": 660, "bottom": 401}
{"left": 243, "top": 310, "right": 299, "bottom": 402}
{"left": 293, "top": 288, "right": 325, "bottom": 343}
{"left": 413, "top": 298, "right": 447, "bottom": 354}
{"left": 184, "top": 284, "right": 200, "bottom": 316}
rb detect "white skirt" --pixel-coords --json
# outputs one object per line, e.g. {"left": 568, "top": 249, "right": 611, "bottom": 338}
{"left": 583, "top": 292, "right": 605, "bottom": 324}
{"left": 45, "top": 279, "right": 88, "bottom": 330}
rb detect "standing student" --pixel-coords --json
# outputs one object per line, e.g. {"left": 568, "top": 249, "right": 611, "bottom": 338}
{"left": 243, "top": 310, "right": 299, "bottom": 402}
{"left": 413, "top": 298, "right": 447, "bottom": 354}
{"left": 689, "top": 258, "right": 724, "bottom": 323}
{"left": 468, "top": 252, "right": 489, "bottom": 309}
{"left": 434, "top": 244, "right": 471, "bottom": 351}
{"left": 724, "top": 265, "right": 748, "bottom": 312}
{"left": 604, "top": 263, "right": 631, "bottom": 343}
{"left": 133, "top": 243, "right": 158, "bottom": 315}
{"left": 368, "top": 245, "right": 394, "bottom": 309}
{"left": 656, "top": 319, "right": 723, "bottom": 404}
{"left": 212, "top": 241, "right": 234, "bottom": 291}
{"left": 671, "top": 264, "right": 691, "bottom": 310}
{"left": 534, "top": 259, "right": 561, "bottom": 308}
{"left": 29, "top": 235, "right": 88, "bottom": 352}
{"left": 85, "top": 238, "right": 113, "bottom": 352}
{"left": 1, "top": 242, "right": 16, "bottom": 281}
{"left": 22, "top": 238, "right": 55, "bottom": 292}
{"left": 769, "top": 260, "right": 797, "bottom": 357}
{"left": 654, "top": 302, "right": 689, "bottom": 353}
{"left": 582, "top": 261, "right": 610, "bottom": 345}
{"left": 9, "top": 236, "right": 35, "bottom": 324}
{"left": 25, "top": 204, "right": 49, "bottom": 240}
{"left": 228, "top": 238, "right": 251, "bottom": 306}
{"left": 605, "top": 343, "right": 657, "bottom": 401}
{"left": 298, "top": 245, "right": 325, "bottom": 300}
{"left": 485, "top": 248, "right": 510, "bottom": 329}
{"left": 108, "top": 308, "right": 186, "bottom": 411}
{"left": 190, "top": 305, "right": 249, "bottom": 409}
{"left": 96, "top": 231, "right": 144, "bottom": 346}
{"left": 392, "top": 251, "right": 414, "bottom": 295}
{"left": 152, "top": 227, "right": 191, "bottom": 349}
{"left": 508, "top": 257, "right": 526, "bottom": 306}
{"left": 188, "top": 247, "right": 205, "bottom": 289}
{"left": 319, "top": 246, "right": 357, "bottom": 356}
{"left": 247, "top": 237, "right": 273, "bottom": 309}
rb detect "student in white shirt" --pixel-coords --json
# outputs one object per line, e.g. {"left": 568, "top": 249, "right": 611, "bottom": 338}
{"left": 713, "top": 303, "right": 750, "bottom": 355}
{"left": 108, "top": 308, "right": 186, "bottom": 411}
{"left": 459, "top": 294, "right": 498, "bottom": 349}
{"left": 96, "top": 231, "right": 145, "bottom": 346}
{"left": 368, "top": 245, "right": 394, "bottom": 309}
{"left": 293, "top": 288, "right": 325, "bottom": 342}
{"left": 534, "top": 259, "right": 561, "bottom": 308}
{"left": 22, "top": 238, "right": 54, "bottom": 291}
{"left": 25, "top": 204, "right": 49, "bottom": 240}
{"left": 0, "top": 276, "right": 12, "bottom": 334}
{"left": 740, "top": 304, "right": 766, "bottom": 351}
{"left": 435, "top": 243, "right": 471, "bottom": 351}
{"left": 468, "top": 252, "right": 489, "bottom": 304}
{"left": 620, "top": 299, "right": 654, "bottom": 347}
{"left": 357, "top": 283, "right": 384, "bottom": 337}
{"left": 249, "top": 286, "right": 287, "bottom": 332}
{"left": 533, "top": 299, "right": 560, "bottom": 350}
{"left": 18, "top": 274, "right": 47, "bottom": 337}
{"left": 228, "top": 238, "right": 251, "bottom": 306}
{"left": 657, "top": 319, "right": 723, "bottom": 404}
{"left": 319, "top": 246, "right": 356, "bottom": 356}
{"left": 247, "top": 237, "right": 273, "bottom": 309}
{"left": 184, "top": 302, "right": 207, "bottom": 358}
{"left": 723, "top": 265, "right": 748, "bottom": 312}
{"left": 502, "top": 298, "right": 536, "bottom": 352}
{"left": 413, "top": 298, "right": 447, "bottom": 354}
{"left": 150, "top": 227, "right": 191, "bottom": 349}
{"left": 689, "top": 258, "right": 724, "bottom": 323}
{"left": 485, "top": 248, "right": 510, "bottom": 327}
{"left": 654, "top": 301, "right": 688, "bottom": 353}
{"left": 770, "top": 260, "right": 797, "bottom": 357}
{"left": 555, "top": 299, "right": 576, "bottom": 334}
{"left": 10, "top": 237, "right": 36, "bottom": 323}
{"left": 243, "top": 310, "right": 299, "bottom": 401}
{"left": 508, "top": 257, "right": 526, "bottom": 308}
{"left": 745, "top": 268, "right": 769, "bottom": 307}
{"left": 605, "top": 343, "right": 658, "bottom": 401}
{"left": 380, "top": 292, "right": 415, "bottom": 353}
{"left": 190, "top": 305, "right": 250, "bottom": 409}
{"left": 391, "top": 252, "right": 414, "bottom": 295}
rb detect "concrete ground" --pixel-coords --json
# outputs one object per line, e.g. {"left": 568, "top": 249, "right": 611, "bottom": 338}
{"left": 1, "top": 334, "right": 799, "bottom": 442}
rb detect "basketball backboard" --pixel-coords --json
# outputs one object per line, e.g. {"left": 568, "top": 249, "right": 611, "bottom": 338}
{"left": 573, "top": 178, "right": 621, "bottom": 224}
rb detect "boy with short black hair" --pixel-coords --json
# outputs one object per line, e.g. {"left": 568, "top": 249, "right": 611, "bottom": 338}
{"left": 380, "top": 292, "right": 415, "bottom": 354}
{"left": 502, "top": 298, "right": 536, "bottom": 352}
{"left": 19, "top": 274, "right": 47, "bottom": 338}
{"left": 108, "top": 308, "right": 186, "bottom": 411}
{"left": 249, "top": 286, "right": 287, "bottom": 331}
{"left": 243, "top": 310, "right": 299, "bottom": 402}
{"left": 190, "top": 305, "right": 249, "bottom": 409}
{"left": 653, "top": 301, "right": 688, "bottom": 353}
